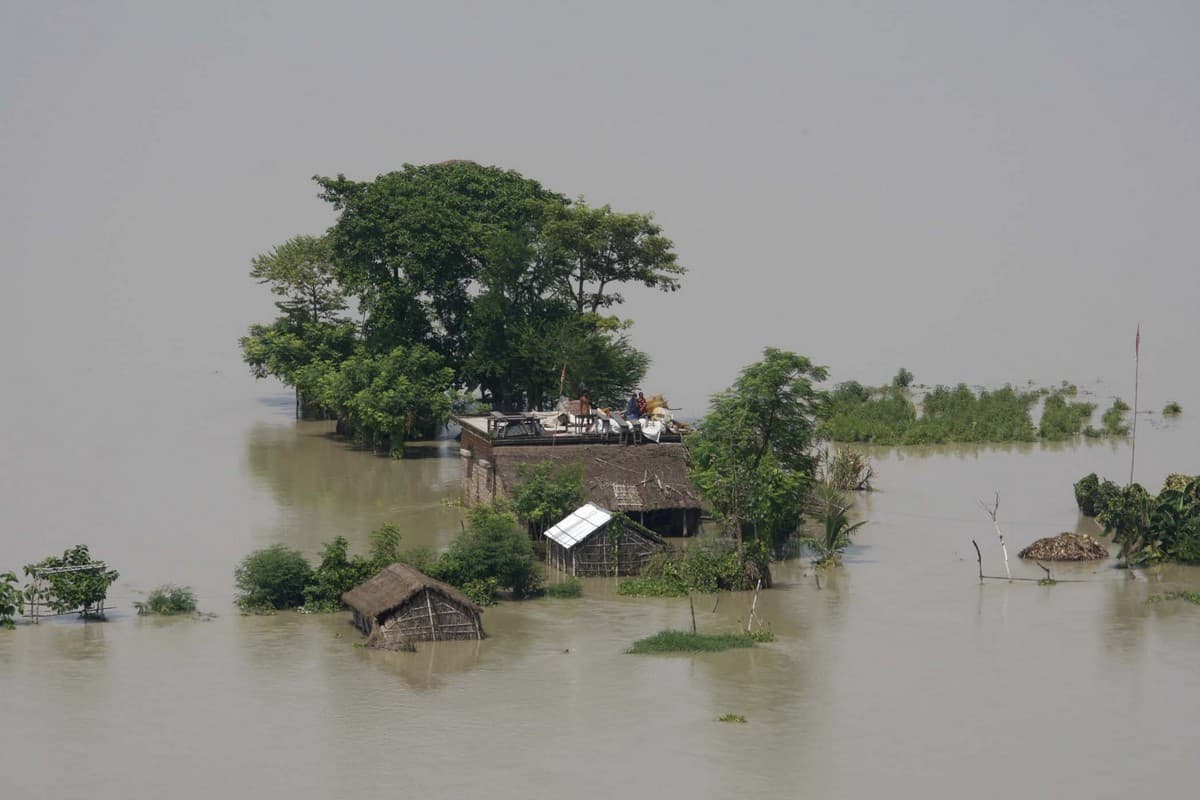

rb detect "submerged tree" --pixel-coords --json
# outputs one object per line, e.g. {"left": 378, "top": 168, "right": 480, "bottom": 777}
{"left": 688, "top": 348, "right": 828, "bottom": 554}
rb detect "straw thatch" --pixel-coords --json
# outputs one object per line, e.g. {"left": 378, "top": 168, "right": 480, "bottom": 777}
{"left": 494, "top": 442, "right": 702, "bottom": 512}
{"left": 342, "top": 563, "right": 484, "bottom": 647}
{"left": 1018, "top": 533, "right": 1109, "bottom": 561}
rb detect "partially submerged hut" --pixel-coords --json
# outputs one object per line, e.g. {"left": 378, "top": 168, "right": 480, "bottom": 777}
{"left": 342, "top": 563, "right": 484, "bottom": 649}
{"left": 544, "top": 502, "right": 666, "bottom": 576}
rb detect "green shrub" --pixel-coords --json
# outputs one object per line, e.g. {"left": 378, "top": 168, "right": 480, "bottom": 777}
{"left": 461, "top": 577, "right": 500, "bottom": 606}
{"left": 1102, "top": 398, "right": 1130, "bottom": 436}
{"left": 134, "top": 584, "right": 197, "bottom": 616}
{"left": 892, "top": 367, "right": 914, "bottom": 388}
{"left": 368, "top": 524, "right": 404, "bottom": 566}
{"left": 234, "top": 544, "right": 313, "bottom": 610}
{"left": 626, "top": 630, "right": 762, "bottom": 653}
{"left": 510, "top": 462, "right": 585, "bottom": 537}
{"left": 717, "top": 714, "right": 747, "bottom": 723}
{"left": 302, "top": 536, "right": 377, "bottom": 611}
{"left": 435, "top": 504, "right": 541, "bottom": 598}
{"left": 1039, "top": 394, "right": 1096, "bottom": 440}
{"left": 543, "top": 578, "right": 582, "bottom": 598}
{"left": 1163, "top": 401, "right": 1182, "bottom": 416}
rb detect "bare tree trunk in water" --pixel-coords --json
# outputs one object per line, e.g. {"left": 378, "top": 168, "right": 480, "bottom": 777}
{"left": 978, "top": 493, "right": 1011, "bottom": 581}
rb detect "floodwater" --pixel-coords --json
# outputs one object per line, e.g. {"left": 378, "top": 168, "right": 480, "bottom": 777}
{"left": 2, "top": 371, "right": 1199, "bottom": 799}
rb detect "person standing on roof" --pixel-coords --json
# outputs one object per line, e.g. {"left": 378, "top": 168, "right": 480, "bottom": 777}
{"left": 626, "top": 391, "right": 641, "bottom": 419}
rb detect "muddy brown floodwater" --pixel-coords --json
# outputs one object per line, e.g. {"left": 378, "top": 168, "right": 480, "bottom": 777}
{"left": 2, "top": 375, "right": 1198, "bottom": 799}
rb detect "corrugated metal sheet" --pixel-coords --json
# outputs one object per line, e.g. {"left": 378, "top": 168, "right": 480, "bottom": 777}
{"left": 543, "top": 502, "right": 612, "bottom": 549}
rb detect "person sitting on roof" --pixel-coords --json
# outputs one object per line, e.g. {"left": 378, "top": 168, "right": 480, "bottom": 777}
{"left": 626, "top": 391, "right": 641, "bottom": 420}
{"left": 636, "top": 391, "right": 648, "bottom": 417}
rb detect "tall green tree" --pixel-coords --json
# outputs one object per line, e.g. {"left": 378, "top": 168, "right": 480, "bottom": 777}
{"left": 249, "top": 235, "right": 347, "bottom": 324}
{"left": 542, "top": 203, "right": 684, "bottom": 314}
{"left": 240, "top": 234, "right": 356, "bottom": 416}
{"left": 688, "top": 348, "right": 828, "bottom": 553}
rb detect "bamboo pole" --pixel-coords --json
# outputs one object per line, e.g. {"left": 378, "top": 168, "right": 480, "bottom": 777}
{"left": 1129, "top": 323, "right": 1140, "bottom": 486}
{"left": 746, "top": 579, "right": 763, "bottom": 632}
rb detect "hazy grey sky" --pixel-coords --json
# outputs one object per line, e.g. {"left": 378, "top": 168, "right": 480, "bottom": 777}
{"left": 3, "top": 1, "right": 1197, "bottom": 414}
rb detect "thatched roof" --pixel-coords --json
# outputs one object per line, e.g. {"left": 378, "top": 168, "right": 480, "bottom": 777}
{"left": 342, "top": 563, "right": 480, "bottom": 620}
{"left": 494, "top": 442, "right": 702, "bottom": 511}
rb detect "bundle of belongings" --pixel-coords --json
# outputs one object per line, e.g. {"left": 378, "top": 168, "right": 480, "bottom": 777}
{"left": 543, "top": 392, "right": 683, "bottom": 443}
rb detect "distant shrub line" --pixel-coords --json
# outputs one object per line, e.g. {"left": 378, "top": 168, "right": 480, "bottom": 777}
{"left": 821, "top": 377, "right": 1136, "bottom": 445}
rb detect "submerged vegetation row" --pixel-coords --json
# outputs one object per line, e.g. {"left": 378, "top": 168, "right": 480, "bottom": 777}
{"left": 820, "top": 372, "right": 1143, "bottom": 446}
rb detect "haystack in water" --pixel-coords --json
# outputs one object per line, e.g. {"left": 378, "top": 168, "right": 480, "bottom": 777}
{"left": 342, "top": 563, "right": 484, "bottom": 650}
{"left": 1018, "top": 532, "right": 1108, "bottom": 561}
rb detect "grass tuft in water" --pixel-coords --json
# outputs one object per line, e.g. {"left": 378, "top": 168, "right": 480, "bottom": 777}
{"left": 1147, "top": 591, "right": 1200, "bottom": 605}
{"left": 543, "top": 578, "right": 582, "bottom": 598}
{"left": 626, "top": 630, "right": 765, "bottom": 654}
{"left": 717, "top": 714, "right": 747, "bottom": 723}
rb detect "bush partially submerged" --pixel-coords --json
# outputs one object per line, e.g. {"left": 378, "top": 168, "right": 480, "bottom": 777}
{"left": 302, "top": 536, "right": 377, "bottom": 612}
{"left": 434, "top": 504, "right": 541, "bottom": 598}
{"left": 1102, "top": 398, "right": 1130, "bottom": 436}
{"left": 134, "top": 585, "right": 198, "bottom": 615}
{"left": 617, "top": 537, "right": 768, "bottom": 596}
{"left": 235, "top": 544, "right": 313, "bottom": 611}
{"left": 626, "top": 630, "right": 766, "bottom": 654}
{"left": 1074, "top": 473, "right": 1121, "bottom": 517}
{"left": 823, "top": 448, "right": 875, "bottom": 491}
{"left": 543, "top": 578, "right": 582, "bottom": 598}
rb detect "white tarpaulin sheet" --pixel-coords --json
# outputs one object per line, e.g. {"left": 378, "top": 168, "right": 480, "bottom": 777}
{"left": 543, "top": 502, "right": 613, "bottom": 549}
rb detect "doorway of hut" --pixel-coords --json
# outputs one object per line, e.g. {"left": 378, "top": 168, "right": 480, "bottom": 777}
{"left": 625, "top": 508, "right": 700, "bottom": 537}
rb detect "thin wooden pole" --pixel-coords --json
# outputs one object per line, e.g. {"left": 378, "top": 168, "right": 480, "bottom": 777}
{"left": 972, "top": 539, "right": 983, "bottom": 583}
{"left": 689, "top": 595, "right": 697, "bottom": 634}
{"left": 746, "top": 579, "right": 762, "bottom": 632}
{"left": 1129, "top": 323, "right": 1140, "bottom": 486}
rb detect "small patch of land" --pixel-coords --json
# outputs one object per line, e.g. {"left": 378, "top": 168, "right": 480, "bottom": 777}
{"left": 626, "top": 629, "right": 771, "bottom": 654}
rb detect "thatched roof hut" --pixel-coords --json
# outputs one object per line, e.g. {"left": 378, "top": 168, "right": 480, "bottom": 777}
{"left": 342, "top": 563, "right": 484, "bottom": 649}
{"left": 544, "top": 502, "right": 666, "bottom": 576}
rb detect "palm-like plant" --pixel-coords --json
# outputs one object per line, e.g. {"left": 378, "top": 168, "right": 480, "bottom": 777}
{"left": 803, "top": 484, "right": 867, "bottom": 567}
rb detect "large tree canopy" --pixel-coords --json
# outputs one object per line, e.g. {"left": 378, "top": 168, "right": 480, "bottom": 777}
{"left": 315, "top": 161, "right": 564, "bottom": 363}
{"left": 241, "top": 161, "right": 683, "bottom": 446}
